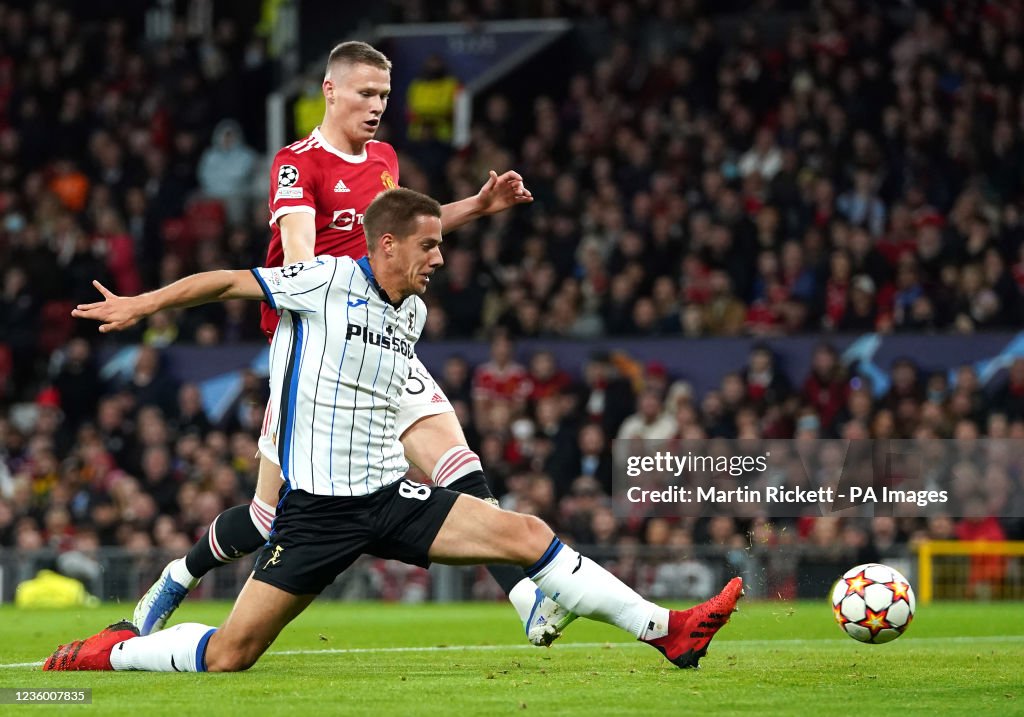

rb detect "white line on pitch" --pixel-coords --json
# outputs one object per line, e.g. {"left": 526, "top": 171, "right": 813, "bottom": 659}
{"left": 3, "top": 634, "right": 1022, "bottom": 670}
{"left": 266, "top": 633, "right": 1024, "bottom": 657}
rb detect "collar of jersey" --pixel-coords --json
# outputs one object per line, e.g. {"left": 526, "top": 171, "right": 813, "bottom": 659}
{"left": 313, "top": 127, "right": 368, "bottom": 163}
{"left": 356, "top": 256, "right": 402, "bottom": 308}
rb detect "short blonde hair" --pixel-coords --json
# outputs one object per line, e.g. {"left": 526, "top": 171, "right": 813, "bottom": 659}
{"left": 325, "top": 41, "right": 391, "bottom": 79}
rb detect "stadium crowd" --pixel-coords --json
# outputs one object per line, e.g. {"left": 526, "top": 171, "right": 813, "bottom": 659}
{"left": 1, "top": 1, "right": 1023, "bottom": 599}
{"left": 2, "top": 330, "right": 1022, "bottom": 598}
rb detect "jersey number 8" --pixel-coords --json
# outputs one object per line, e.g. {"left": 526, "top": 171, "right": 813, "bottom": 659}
{"left": 398, "top": 480, "right": 431, "bottom": 501}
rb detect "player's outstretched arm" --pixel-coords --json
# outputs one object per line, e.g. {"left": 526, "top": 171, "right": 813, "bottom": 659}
{"left": 72, "top": 271, "right": 264, "bottom": 333}
{"left": 440, "top": 169, "right": 533, "bottom": 231}
{"left": 280, "top": 211, "right": 317, "bottom": 265}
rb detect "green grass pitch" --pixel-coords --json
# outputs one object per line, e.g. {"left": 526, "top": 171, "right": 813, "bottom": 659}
{"left": 0, "top": 600, "right": 1021, "bottom": 716}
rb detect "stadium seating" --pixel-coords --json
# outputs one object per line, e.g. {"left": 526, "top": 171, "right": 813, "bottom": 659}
{"left": 0, "top": 1, "right": 1021, "bottom": 605}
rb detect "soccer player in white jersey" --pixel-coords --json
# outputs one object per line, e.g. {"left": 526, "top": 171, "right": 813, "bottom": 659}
{"left": 132, "top": 39, "right": 571, "bottom": 648}
{"left": 47, "top": 188, "right": 743, "bottom": 673}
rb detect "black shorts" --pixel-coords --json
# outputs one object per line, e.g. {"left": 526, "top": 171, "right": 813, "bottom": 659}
{"left": 252, "top": 479, "right": 459, "bottom": 595}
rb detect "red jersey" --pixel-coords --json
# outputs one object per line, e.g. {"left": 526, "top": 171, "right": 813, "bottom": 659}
{"left": 472, "top": 360, "right": 531, "bottom": 404}
{"left": 260, "top": 127, "right": 401, "bottom": 338}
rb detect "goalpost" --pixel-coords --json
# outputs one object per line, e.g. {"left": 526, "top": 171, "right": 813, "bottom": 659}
{"left": 915, "top": 541, "right": 1024, "bottom": 603}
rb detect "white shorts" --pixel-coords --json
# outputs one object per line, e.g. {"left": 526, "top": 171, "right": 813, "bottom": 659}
{"left": 257, "top": 355, "right": 453, "bottom": 466}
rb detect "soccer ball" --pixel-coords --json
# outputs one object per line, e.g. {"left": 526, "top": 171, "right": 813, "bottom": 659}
{"left": 831, "top": 563, "right": 916, "bottom": 644}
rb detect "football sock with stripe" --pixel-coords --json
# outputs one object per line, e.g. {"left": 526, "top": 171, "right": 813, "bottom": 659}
{"left": 184, "top": 497, "right": 274, "bottom": 579}
{"left": 526, "top": 538, "right": 669, "bottom": 640}
{"left": 431, "top": 447, "right": 484, "bottom": 488}
{"left": 110, "top": 623, "right": 216, "bottom": 672}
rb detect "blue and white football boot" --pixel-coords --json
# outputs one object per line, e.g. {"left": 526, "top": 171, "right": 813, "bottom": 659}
{"left": 132, "top": 559, "right": 201, "bottom": 636}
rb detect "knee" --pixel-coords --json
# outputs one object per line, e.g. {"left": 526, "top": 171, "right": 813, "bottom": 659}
{"left": 204, "top": 638, "right": 262, "bottom": 673}
{"left": 206, "top": 652, "right": 257, "bottom": 673}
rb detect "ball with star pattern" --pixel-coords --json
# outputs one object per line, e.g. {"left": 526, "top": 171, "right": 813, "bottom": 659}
{"left": 831, "top": 563, "right": 916, "bottom": 644}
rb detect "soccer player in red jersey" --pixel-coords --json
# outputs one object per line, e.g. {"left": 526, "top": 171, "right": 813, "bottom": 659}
{"left": 133, "top": 41, "right": 574, "bottom": 645}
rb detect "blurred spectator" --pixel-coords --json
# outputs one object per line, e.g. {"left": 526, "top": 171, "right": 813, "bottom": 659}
{"left": 742, "top": 344, "right": 792, "bottom": 409}
{"left": 50, "top": 339, "right": 102, "bottom": 431}
{"left": 174, "top": 383, "right": 211, "bottom": 437}
{"left": 738, "top": 128, "right": 782, "bottom": 181}
{"left": 406, "top": 54, "right": 460, "bottom": 144}
{"left": 617, "top": 388, "right": 676, "bottom": 440}
{"left": 992, "top": 358, "right": 1024, "bottom": 421}
{"left": 124, "top": 346, "right": 179, "bottom": 416}
{"left": 838, "top": 275, "right": 879, "bottom": 332}
{"left": 293, "top": 75, "right": 326, "bottom": 139}
{"left": 836, "top": 168, "right": 886, "bottom": 238}
{"left": 197, "top": 119, "right": 259, "bottom": 225}
{"left": 955, "top": 503, "right": 1008, "bottom": 599}
{"left": 702, "top": 270, "right": 746, "bottom": 336}
{"left": 578, "top": 352, "right": 635, "bottom": 437}
{"left": 49, "top": 160, "right": 90, "bottom": 213}
{"left": 437, "top": 249, "right": 487, "bottom": 337}
{"left": 95, "top": 208, "right": 143, "bottom": 297}
{"left": 801, "top": 343, "right": 848, "bottom": 433}
{"left": 547, "top": 422, "right": 612, "bottom": 500}
{"left": 0, "top": 267, "right": 38, "bottom": 389}
{"left": 471, "top": 333, "right": 530, "bottom": 416}
{"left": 526, "top": 350, "right": 572, "bottom": 401}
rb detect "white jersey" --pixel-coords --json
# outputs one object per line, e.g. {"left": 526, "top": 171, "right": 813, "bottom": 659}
{"left": 252, "top": 255, "right": 426, "bottom": 496}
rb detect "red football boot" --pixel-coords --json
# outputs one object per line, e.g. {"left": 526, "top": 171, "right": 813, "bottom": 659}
{"left": 644, "top": 577, "right": 744, "bottom": 668}
{"left": 42, "top": 621, "right": 140, "bottom": 671}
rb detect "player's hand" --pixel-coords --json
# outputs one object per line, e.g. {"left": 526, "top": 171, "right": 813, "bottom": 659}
{"left": 476, "top": 169, "right": 533, "bottom": 215}
{"left": 71, "top": 280, "right": 149, "bottom": 332}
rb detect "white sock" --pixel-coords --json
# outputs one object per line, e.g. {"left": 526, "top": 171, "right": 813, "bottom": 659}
{"left": 508, "top": 578, "right": 541, "bottom": 624}
{"left": 110, "top": 623, "right": 216, "bottom": 672}
{"left": 168, "top": 558, "right": 200, "bottom": 589}
{"left": 527, "top": 538, "right": 669, "bottom": 640}
{"left": 430, "top": 446, "right": 482, "bottom": 487}
{"left": 249, "top": 496, "right": 275, "bottom": 540}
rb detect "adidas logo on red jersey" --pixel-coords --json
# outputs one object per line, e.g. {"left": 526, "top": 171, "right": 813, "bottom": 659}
{"left": 334, "top": 179, "right": 350, "bottom": 193}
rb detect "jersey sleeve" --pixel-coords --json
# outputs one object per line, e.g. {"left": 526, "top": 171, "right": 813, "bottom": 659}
{"left": 268, "top": 148, "right": 318, "bottom": 227}
{"left": 251, "top": 256, "right": 336, "bottom": 313}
